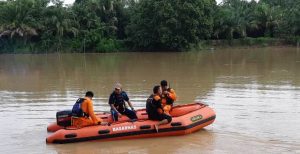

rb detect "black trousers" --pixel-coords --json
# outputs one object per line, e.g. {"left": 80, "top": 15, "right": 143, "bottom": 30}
{"left": 111, "top": 108, "right": 137, "bottom": 121}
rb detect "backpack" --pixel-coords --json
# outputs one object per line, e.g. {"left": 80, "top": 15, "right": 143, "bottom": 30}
{"left": 72, "top": 98, "right": 86, "bottom": 117}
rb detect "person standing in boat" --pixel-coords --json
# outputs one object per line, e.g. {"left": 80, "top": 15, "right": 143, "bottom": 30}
{"left": 72, "top": 91, "right": 107, "bottom": 128}
{"left": 109, "top": 83, "right": 138, "bottom": 122}
{"left": 160, "top": 80, "right": 177, "bottom": 115}
{"left": 146, "top": 85, "right": 172, "bottom": 132}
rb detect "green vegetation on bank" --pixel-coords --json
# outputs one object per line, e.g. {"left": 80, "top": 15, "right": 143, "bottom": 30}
{"left": 0, "top": 0, "right": 299, "bottom": 53}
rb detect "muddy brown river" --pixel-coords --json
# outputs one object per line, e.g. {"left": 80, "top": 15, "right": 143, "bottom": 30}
{"left": 0, "top": 47, "right": 299, "bottom": 153}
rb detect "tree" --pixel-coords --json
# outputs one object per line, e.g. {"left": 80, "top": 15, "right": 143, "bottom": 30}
{"left": 0, "top": 0, "right": 298, "bottom": 53}
{"left": 126, "top": 0, "right": 215, "bottom": 50}
{"left": 278, "top": 1, "right": 300, "bottom": 36}
{"left": 42, "top": 2, "right": 78, "bottom": 51}
{"left": 0, "top": 0, "right": 45, "bottom": 43}
{"left": 71, "top": 0, "right": 105, "bottom": 51}
{"left": 253, "top": 2, "right": 282, "bottom": 37}
{"left": 260, "top": 0, "right": 300, "bottom": 37}
{"left": 213, "top": 0, "right": 258, "bottom": 39}
{"left": 0, "top": 0, "right": 52, "bottom": 52}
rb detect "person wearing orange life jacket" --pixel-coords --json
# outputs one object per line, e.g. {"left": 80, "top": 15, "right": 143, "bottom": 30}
{"left": 146, "top": 85, "right": 172, "bottom": 132}
{"left": 72, "top": 91, "right": 107, "bottom": 128}
{"left": 160, "top": 80, "right": 177, "bottom": 115}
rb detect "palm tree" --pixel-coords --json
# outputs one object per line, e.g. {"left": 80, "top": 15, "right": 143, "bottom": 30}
{"left": 97, "top": 0, "right": 119, "bottom": 37}
{"left": 42, "top": 3, "right": 78, "bottom": 52}
{"left": 72, "top": 0, "right": 105, "bottom": 51}
{"left": 0, "top": 0, "right": 41, "bottom": 43}
{"left": 214, "top": 0, "right": 251, "bottom": 39}
{"left": 254, "top": 2, "right": 282, "bottom": 37}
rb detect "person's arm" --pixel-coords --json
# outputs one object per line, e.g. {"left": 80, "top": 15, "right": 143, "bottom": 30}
{"left": 167, "top": 89, "right": 177, "bottom": 101}
{"left": 109, "top": 94, "right": 122, "bottom": 117}
{"left": 109, "top": 104, "right": 118, "bottom": 111}
{"left": 87, "top": 100, "right": 102, "bottom": 124}
{"left": 153, "top": 95, "right": 163, "bottom": 114}
{"left": 124, "top": 92, "right": 135, "bottom": 111}
{"left": 128, "top": 101, "right": 135, "bottom": 111}
{"left": 110, "top": 104, "right": 122, "bottom": 117}
{"left": 109, "top": 94, "right": 117, "bottom": 112}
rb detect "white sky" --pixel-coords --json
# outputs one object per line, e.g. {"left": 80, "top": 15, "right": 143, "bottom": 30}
{"left": 63, "top": 0, "right": 224, "bottom": 5}
{"left": 63, "top": 0, "right": 74, "bottom": 5}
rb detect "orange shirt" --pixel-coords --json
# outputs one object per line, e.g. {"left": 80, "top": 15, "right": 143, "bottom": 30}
{"left": 81, "top": 97, "right": 101, "bottom": 124}
{"left": 168, "top": 89, "right": 176, "bottom": 100}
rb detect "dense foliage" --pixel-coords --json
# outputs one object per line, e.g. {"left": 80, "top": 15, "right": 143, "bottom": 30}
{"left": 0, "top": 0, "right": 299, "bottom": 53}
{"left": 126, "top": 0, "right": 215, "bottom": 50}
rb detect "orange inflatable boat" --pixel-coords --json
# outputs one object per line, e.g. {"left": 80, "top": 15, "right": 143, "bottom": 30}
{"left": 46, "top": 103, "right": 216, "bottom": 144}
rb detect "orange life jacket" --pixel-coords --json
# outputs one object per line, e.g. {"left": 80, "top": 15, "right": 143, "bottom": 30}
{"left": 161, "top": 88, "right": 176, "bottom": 106}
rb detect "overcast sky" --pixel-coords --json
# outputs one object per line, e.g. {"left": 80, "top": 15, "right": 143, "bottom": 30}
{"left": 63, "top": 0, "right": 224, "bottom": 5}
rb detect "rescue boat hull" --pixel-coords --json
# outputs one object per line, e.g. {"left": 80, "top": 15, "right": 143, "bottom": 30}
{"left": 46, "top": 103, "right": 216, "bottom": 144}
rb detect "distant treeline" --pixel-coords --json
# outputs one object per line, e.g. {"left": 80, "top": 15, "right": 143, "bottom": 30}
{"left": 0, "top": 0, "right": 299, "bottom": 53}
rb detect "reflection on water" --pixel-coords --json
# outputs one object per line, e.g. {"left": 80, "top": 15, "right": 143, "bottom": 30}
{"left": 46, "top": 130, "right": 215, "bottom": 154}
{"left": 0, "top": 47, "right": 300, "bottom": 153}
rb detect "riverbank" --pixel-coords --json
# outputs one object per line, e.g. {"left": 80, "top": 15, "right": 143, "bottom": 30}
{"left": 1, "top": 0, "right": 299, "bottom": 54}
{"left": 0, "top": 37, "right": 299, "bottom": 54}
{"left": 192, "top": 37, "right": 300, "bottom": 51}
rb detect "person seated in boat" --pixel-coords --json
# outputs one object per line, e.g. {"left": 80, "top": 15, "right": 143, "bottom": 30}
{"left": 146, "top": 85, "right": 172, "bottom": 132}
{"left": 72, "top": 91, "right": 107, "bottom": 128}
{"left": 109, "top": 83, "right": 138, "bottom": 122}
{"left": 160, "top": 80, "right": 177, "bottom": 115}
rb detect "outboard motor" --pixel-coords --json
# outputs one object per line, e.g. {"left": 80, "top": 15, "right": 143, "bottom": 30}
{"left": 56, "top": 110, "right": 72, "bottom": 127}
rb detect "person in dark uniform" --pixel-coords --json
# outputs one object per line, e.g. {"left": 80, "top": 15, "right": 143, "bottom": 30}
{"left": 109, "top": 83, "right": 137, "bottom": 122}
{"left": 146, "top": 85, "right": 172, "bottom": 132}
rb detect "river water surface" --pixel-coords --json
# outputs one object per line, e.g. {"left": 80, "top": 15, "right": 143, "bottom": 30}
{"left": 0, "top": 47, "right": 299, "bottom": 154}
